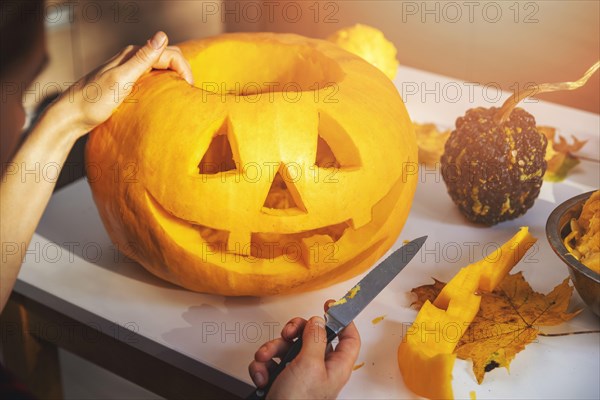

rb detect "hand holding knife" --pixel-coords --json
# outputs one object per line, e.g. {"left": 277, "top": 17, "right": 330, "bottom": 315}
{"left": 247, "top": 236, "right": 427, "bottom": 400}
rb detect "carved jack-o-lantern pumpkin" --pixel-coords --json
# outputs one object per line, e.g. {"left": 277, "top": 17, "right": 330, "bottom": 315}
{"left": 86, "top": 33, "right": 417, "bottom": 295}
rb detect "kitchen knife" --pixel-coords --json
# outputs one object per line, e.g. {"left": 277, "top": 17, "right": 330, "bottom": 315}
{"left": 247, "top": 236, "right": 427, "bottom": 399}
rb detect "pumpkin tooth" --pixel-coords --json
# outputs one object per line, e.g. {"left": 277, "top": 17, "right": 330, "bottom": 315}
{"left": 299, "top": 234, "right": 336, "bottom": 267}
{"left": 227, "top": 230, "right": 251, "bottom": 256}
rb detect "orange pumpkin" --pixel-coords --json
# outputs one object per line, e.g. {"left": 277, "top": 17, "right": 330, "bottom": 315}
{"left": 327, "top": 24, "right": 399, "bottom": 80}
{"left": 86, "top": 33, "right": 417, "bottom": 295}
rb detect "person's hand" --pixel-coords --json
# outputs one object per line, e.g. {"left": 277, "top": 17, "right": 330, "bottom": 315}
{"left": 248, "top": 300, "right": 361, "bottom": 400}
{"left": 54, "top": 31, "right": 193, "bottom": 138}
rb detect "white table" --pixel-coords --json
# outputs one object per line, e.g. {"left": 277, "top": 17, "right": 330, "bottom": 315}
{"left": 15, "top": 67, "right": 600, "bottom": 399}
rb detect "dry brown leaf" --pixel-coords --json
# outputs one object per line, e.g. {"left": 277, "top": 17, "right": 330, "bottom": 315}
{"left": 414, "top": 123, "right": 450, "bottom": 166}
{"left": 410, "top": 278, "right": 444, "bottom": 309}
{"left": 411, "top": 272, "right": 580, "bottom": 383}
{"left": 538, "top": 126, "right": 588, "bottom": 182}
{"left": 553, "top": 134, "right": 587, "bottom": 154}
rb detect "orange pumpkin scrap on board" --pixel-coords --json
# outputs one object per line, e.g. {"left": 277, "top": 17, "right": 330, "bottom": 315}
{"left": 398, "top": 227, "right": 537, "bottom": 399}
{"left": 86, "top": 33, "right": 417, "bottom": 296}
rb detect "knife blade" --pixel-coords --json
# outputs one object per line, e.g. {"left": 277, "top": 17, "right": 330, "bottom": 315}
{"left": 247, "top": 236, "right": 427, "bottom": 399}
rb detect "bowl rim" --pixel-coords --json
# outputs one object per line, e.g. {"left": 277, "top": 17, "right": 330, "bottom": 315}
{"left": 546, "top": 189, "right": 600, "bottom": 284}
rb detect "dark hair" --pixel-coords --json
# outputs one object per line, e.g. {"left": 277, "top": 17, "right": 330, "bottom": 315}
{"left": 0, "top": 0, "right": 45, "bottom": 76}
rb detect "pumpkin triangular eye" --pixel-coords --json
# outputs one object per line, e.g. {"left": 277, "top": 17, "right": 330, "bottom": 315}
{"left": 198, "top": 121, "right": 237, "bottom": 174}
{"left": 315, "top": 136, "right": 341, "bottom": 168}
{"left": 315, "top": 112, "right": 361, "bottom": 168}
{"left": 263, "top": 168, "right": 307, "bottom": 213}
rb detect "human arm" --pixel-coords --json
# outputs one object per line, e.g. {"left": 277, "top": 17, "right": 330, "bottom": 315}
{"left": 0, "top": 31, "right": 193, "bottom": 311}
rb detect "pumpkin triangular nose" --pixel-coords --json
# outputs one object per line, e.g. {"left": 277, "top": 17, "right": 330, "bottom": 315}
{"left": 262, "top": 167, "right": 307, "bottom": 213}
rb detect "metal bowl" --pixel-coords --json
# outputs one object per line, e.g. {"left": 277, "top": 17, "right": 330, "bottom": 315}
{"left": 546, "top": 190, "right": 600, "bottom": 317}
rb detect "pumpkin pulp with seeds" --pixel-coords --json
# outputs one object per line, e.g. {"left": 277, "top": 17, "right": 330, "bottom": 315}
{"left": 564, "top": 190, "right": 600, "bottom": 274}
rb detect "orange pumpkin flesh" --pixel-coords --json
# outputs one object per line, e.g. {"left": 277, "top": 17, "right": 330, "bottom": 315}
{"left": 398, "top": 227, "right": 537, "bottom": 399}
{"left": 86, "top": 33, "right": 417, "bottom": 296}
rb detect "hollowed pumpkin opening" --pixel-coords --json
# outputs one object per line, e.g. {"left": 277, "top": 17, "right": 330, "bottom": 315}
{"left": 315, "top": 136, "right": 340, "bottom": 169}
{"left": 198, "top": 119, "right": 238, "bottom": 174}
{"left": 189, "top": 40, "right": 345, "bottom": 95}
{"left": 198, "top": 224, "right": 229, "bottom": 252}
{"left": 146, "top": 191, "right": 352, "bottom": 262}
{"left": 316, "top": 111, "right": 361, "bottom": 169}
{"left": 194, "top": 219, "right": 352, "bottom": 262}
{"left": 262, "top": 169, "right": 307, "bottom": 213}
{"left": 196, "top": 221, "right": 351, "bottom": 262}
{"left": 250, "top": 220, "right": 350, "bottom": 261}
{"left": 198, "top": 135, "right": 237, "bottom": 174}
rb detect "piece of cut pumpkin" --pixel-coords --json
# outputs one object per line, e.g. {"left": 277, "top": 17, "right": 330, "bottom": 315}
{"left": 478, "top": 227, "right": 537, "bottom": 292}
{"left": 398, "top": 227, "right": 537, "bottom": 399}
{"left": 434, "top": 266, "right": 481, "bottom": 310}
{"left": 398, "top": 339, "right": 455, "bottom": 400}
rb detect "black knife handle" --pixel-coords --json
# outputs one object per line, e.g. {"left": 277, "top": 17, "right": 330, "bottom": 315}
{"left": 246, "top": 325, "right": 337, "bottom": 400}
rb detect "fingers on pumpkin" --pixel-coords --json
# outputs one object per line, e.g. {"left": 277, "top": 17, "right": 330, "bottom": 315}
{"left": 116, "top": 31, "right": 168, "bottom": 83}
{"left": 155, "top": 46, "right": 194, "bottom": 85}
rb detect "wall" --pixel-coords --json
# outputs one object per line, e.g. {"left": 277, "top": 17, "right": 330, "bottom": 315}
{"left": 226, "top": 0, "right": 600, "bottom": 114}
{"left": 27, "top": 1, "right": 600, "bottom": 114}
{"left": 25, "top": 0, "right": 224, "bottom": 112}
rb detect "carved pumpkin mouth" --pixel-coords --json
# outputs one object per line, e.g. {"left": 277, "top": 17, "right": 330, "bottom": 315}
{"left": 146, "top": 191, "right": 352, "bottom": 264}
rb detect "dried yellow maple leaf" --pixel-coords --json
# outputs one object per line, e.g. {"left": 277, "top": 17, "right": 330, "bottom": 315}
{"left": 538, "top": 126, "right": 588, "bottom": 182}
{"left": 414, "top": 123, "right": 450, "bottom": 166}
{"left": 411, "top": 272, "right": 580, "bottom": 383}
{"left": 456, "top": 272, "right": 580, "bottom": 382}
